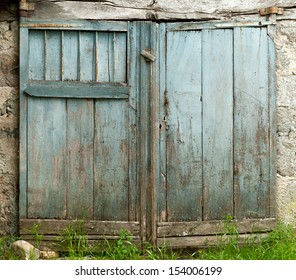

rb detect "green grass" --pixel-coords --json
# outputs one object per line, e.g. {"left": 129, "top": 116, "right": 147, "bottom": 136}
{"left": 198, "top": 222, "right": 296, "bottom": 260}
{"left": 0, "top": 235, "right": 20, "bottom": 260}
{"left": 1, "top": 221, "right": 296, "bottom": 260}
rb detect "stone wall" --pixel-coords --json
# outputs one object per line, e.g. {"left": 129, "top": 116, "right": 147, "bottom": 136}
{"left": 276, "top": 18, "right": 296, "bottom": 224}
{"left": 0, "top": 2, "right": 19, "bottom": 235}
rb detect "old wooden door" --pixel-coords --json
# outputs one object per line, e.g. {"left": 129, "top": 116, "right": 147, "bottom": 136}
{"left": 20, "top": 19, "right": 276, "bottom": 247}
{"left": 19, "top": 20, "right": 154, "bottom": 243}
{"left": 156, "top": 22, "right": 276, "bottom": 247}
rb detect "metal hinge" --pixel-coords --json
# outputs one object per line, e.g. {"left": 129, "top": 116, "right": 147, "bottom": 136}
{"left": 259, "top": 6, "right": 284, "bottom": 16}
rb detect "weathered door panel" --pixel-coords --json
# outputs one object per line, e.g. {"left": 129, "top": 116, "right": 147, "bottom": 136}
{"left": 67, "top": 99, "right": 94, "bottom": 220}
{"left": 20, "top": 21, "right": 141, "bottom": 242}
{"left": 27, "top": 30, "right": 68, "bottom": 219}
{"left": 28, "top": 97, "right": 68, "bottom": 219}
{"left": 202, "top": 29, "right": 234, "bottom": 220}
{"left": 93, "top": 100, "right": 129, "bottom": 221}
{"left": 163, "top": 28, "right": 234, "bottom": 222}
{"left": 157, "top": 23, "right": 276, "bottom": 246}
{"left": 233, "top": 27, "right": 270, "bottom": 218}
{"left": 165, "top": 30, "right": 203, "bottom": 222}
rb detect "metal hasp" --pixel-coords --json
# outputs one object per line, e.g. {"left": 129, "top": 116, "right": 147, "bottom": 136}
{"left": 259, "top": 6, "right": 284, "bottom": 16}
{"left": 141, "top": 49, "right": 156, "bottom": 62}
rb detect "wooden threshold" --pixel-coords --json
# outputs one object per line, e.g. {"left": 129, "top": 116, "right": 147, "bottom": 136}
{"left": 157, "top": 218, "right": 277, "bottom": 237}
{"left": 157, "top": 233, "right": 269, "bottom": 248}
{"left": 20, "top": 219, "right": 140, "bottom": 236}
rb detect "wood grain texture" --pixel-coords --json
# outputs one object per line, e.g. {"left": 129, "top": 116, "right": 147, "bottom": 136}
{"left": 166, "top": 30, "right": 203, "bottom": 222}
{"left": 63, "top": 31, "right": 79, "bottom": 81}
{"left": 234, "top": 27, "right": 270, "bottom": 219}
{"left": 138, "top": 22, "right": 152, "bottom": 242}
{"left": 25, "top": 83, "right": 129, "bottom": 98}
{"left": 20, "top": 219, "right": 140, "bottom": 235}
{"left": 157, "top": 218, "right": 277, "bottom": 237}
{"left": 94, "top": 100, "right": 129, "bottom": 221}
{"left": 79, "top": 31, "right": 96, "bottom": 81}
{"left": 45, "top": 30, "right": 62, "bottom": 80}
{"left": 67, "top": 99, "right": 94, "bottom": 219}
{"left": 28, "top": 30, "right": 45, "bottom": 80}
{"left": 20, "top": 20, "right": 276, "bottom": 243}
{"left": 127, "top": 22, "right": 140, "bottom": 222}
{"left": 27, "top": 97, "right": 67, "bottom": 219}
{"left": 22, "top": 23, "right": 137, "bottom": 224}
{"left": 19, "top": 27, "right": 29, "bottom": 218}
{"left": 157, "top": 233, "right": 269, "bottom": 248}
{"left": 157, "top": 23, "right": 167, "bottom": 224}
{"left": 202, "top": 29, "right": 234, "bottom": 220}
{"left": 27, "top": 28, "right": 67, "bottom": 218}
{"left": 29, "top": 0, "right": 296, "bottom": 20}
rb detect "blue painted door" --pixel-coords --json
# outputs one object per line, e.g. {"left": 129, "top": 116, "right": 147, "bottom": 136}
{"left": 20, "top": 20, "right": 276, "bottom": 245}
{"left": 19, "top": 20, "right": 147, "bottom": 241}
{"left": 156, "top": 23, "right": 276, "bottom": 246}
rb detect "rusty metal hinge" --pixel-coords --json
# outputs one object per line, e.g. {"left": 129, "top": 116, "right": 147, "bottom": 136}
{"left": 259, "top": 6, "right": 284, "bottom": 16}
{"left": 19, "top": 0, "right": 35, "bottom": 17}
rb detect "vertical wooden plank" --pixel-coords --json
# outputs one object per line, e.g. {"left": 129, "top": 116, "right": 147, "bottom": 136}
{"left": 79, "top": 31, "right": 95, "bottom": 81}
{"left": 128, "top": 22, "right": 139, "bottom": 222}
{"left": 45, "top": 30, "right": 62, "bottom": 81}
{"left": 97, "top": 32, "right": 109, "bottom": 82}
{"left": 166, "top": 30, "right": 203, "bottom": 222}
{"left": 67, "top": 99, "right": 94, "bottom": 219}
{"left": 268, "top": 35, "right": 276, "bottom": 218}
{"left": 113, "top": 32, "right": 127, "bottom": 83}
{"left": 234, "top": 27, "right": 270, "bottom": 219}
{"left": 63, "top": 31, "right": 79, "bottom": 81}
{"left": 149, "top": 22, "right": 159, "bottom": 245}
{"left": 27, "top": 28, "right": 67, "bottom": 219}
{"left": 28, "top": 30, "right": 45, "bottom": 80}
{"left": 64, "top": 30, "right": 94, "bottom": 219}
{"left": 108, "top": 32, "right": 115, "bottom": 82}
{"left": 27, "top": 98, "right": 67, "bottom": 219}
{"left": 158, "top": 23, "right": 167, "bottom": 223}
{"left": 202, "top": 29, "right": 234, "bottom": 220}
{"left": 19, "top": 25, "right": 29, "bottom": 218}
{"left": 94, "top": 101, "right": 129, "bottom": 221}
{"left": 135, "top": 21, "right": 152, "bottom": 241}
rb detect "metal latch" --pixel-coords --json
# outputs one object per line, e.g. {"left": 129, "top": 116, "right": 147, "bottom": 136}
{"left": 141, "top": 49, "right": 156, "bottom": 62}
{"left": 259, "top": 6, "right": 284, "bottom": 16}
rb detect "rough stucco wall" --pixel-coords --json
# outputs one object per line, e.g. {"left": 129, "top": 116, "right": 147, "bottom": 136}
{"left": 276, "top": 19, "right": 296, "bottom": 224}
{"left": 0, "top": 17, "right": 19, "bottom": 235}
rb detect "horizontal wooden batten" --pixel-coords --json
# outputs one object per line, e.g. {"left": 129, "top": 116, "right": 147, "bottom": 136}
{"left": 21, "top": 235, "right": 141, "bottom": 242}
{"left": 20, "top": 18, "right": 128, "bottom": 31}
{"left": 20, "top": 219, "right": 140, "bottom": 236}
{"left": 157, "top": 233, "right": 269, "bottom": 248}
{"left": 25, "top": 83, "right": 129, "bottom": 99}
{"left": 157, "top": 218, "right": 277, "bottom": 238}
{"left": 166, "top": 21, "right": 273, "bottom": 31}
